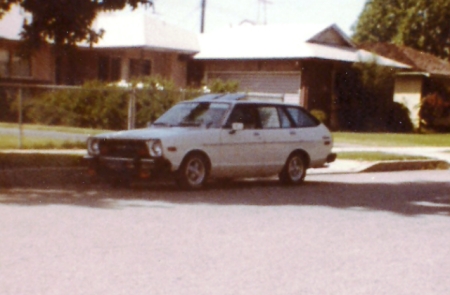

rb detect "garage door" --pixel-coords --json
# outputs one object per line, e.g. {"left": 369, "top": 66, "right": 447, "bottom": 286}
{"left": 207, "top": 72, "right": 301, "bottom": 94}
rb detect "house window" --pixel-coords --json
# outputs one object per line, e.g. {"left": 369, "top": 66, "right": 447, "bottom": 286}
{"left": 111, "top": 58, "right": 121, "bottom": 81}
{"left": 129, "top": 58, "right": 151, "bottom": 78}
{"left": 0, "top": 49, "right": 31, "bottom": 78}
{"left": 11, "top": 53, "right": 31, "bottom": 77}
{"left": 98, "top": 55, "right": 122, "bottom": 82}
{"left": 0, "top": 50, "right": 9, "bottom": 77}
{"left": 98, "top": 56, "right": 110, "bottom": 81}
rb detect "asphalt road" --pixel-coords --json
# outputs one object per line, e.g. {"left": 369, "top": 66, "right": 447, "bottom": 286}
{"left": 1, "top": 170, "right": 450, "bottom": 295}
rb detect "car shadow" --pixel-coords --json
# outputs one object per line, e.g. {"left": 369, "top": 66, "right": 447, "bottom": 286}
{"left": 1, "top": 172, "right": 450, "bottom": 217}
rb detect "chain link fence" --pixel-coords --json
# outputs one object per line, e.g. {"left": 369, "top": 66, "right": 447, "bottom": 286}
{"left": 0, "top": 83, "right": 204, "bottom": 148}
{"left": 0, "top": 83, "right": 289, "bottom": 149}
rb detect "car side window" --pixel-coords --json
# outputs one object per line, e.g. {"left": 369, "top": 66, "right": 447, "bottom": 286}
{"left": 278, "top": 107, "right": 293, "bottom": 128}
{"left": 286, "top": 107, "right": 319, "bottom": 127}
{"left": 226, "top": 105, "right": 260, "bottom": 129}
{"left": 258, "top": 106, "right": 280, "bottom": 129}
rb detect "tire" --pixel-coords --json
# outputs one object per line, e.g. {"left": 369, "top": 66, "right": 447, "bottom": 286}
{"left": 177, "top": 153, "right": 209, "bottom": 190}
{"left": 279, "top": 153, "right": 306, "bottom": 185}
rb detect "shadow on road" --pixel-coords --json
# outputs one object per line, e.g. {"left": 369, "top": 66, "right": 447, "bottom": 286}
{"left": 1, "top": 171, "right": 450, "bottom": 217}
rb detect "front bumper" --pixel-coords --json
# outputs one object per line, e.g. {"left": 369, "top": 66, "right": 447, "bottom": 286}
{"left": 84, "top": 155, "right": 172, "bottom": 179}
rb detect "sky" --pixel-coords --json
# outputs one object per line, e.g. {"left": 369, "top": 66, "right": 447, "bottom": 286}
{"left": 0, "top": 0, "right": 368, "bottom": 39}
{"left": 152, "top": 0, "right": 368, "bottom": 35}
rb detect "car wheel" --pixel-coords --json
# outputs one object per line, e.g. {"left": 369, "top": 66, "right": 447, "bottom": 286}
{"left": 177, "top": 153, "right": 209, "bottom": 189}
{"left": 279, "top": 153, "right": 306, "bottom": 185}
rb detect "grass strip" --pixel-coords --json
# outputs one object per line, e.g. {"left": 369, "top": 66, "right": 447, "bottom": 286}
{"left": 333, "top": 132, "right": 450, "bottom": 147}
{"left": 0, "top": 135, "right": 86, "bottom": 149}
{"left": 337, "top": 151, "right": 430, "bottom": 162}
{"left": 0, "top": 122, "right": 111, "bottom": 135}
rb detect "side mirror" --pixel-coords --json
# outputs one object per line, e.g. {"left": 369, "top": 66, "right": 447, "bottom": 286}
{"left": 230, "top": 122, "right": 244, "bottom": 134}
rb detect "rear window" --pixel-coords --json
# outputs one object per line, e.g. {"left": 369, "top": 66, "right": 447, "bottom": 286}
{"left": 286, "top": 107, "right": 320, "bottom": 127}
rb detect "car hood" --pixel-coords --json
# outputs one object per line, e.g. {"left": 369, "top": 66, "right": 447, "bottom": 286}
{"left": 93, "top": 127, "right": 201, "bottom": 140}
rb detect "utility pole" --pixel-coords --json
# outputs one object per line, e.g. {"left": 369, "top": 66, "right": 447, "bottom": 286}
{"left": 200, "top": 0, "right": 206, "bottom": 33}
{"left": 257, "top": 0, "right": 272, "bottom": 25}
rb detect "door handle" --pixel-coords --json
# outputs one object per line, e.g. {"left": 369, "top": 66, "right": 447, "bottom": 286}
{"left": 253, "top": 132, "right": 260, "bottom": 136}
{"left": 290, "top": 131, "right": 296, "bottom": 135}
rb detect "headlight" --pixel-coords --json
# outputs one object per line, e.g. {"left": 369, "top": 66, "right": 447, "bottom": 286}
{"left": 146, "top": 139, "right": 163, "bottom": 157}
{"left": 87, "top": 137, "right": 100, "bottom": 155}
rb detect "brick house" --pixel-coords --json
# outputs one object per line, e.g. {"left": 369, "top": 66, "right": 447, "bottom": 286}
{"left": 191, "top": 24, "right": 410, "bottom": 130}
{"left": 0, "top": 6, "right": 54, "bottom": 85}
{"left": 361, "top": 43, "right": 450, "bottom": 127}
{"left": 0, "top": 7, "right": 200, "bottom": 88}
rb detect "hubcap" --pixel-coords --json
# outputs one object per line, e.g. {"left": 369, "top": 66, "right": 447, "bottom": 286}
{"left": 186, "top": 158, "right": 206, "bottom": 185}
{"left": 288, "top": 156, "right": 304, "bottom": 181}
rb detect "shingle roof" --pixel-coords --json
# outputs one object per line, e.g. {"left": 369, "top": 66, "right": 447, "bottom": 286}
{"left": 360, "top": 43, "right": 450, "bottom": 76}
{"left": 194, "top": 24, "right": 410, "bottom": 69}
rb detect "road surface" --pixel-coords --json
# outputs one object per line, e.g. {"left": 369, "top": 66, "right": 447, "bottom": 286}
{"left": 1, "top": 170, "right": 450, "bottom": 295}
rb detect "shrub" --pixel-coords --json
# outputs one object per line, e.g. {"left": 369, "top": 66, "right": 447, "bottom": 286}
{"left": 28, "top": 81, "right": 129, "bottom": 130}
{"left": 419, "top": 92, "right": 450, "bottom": 132}
{"left": 27, "top": 76, "right": 202, "bottom": 130}
{"left": 206, "top": 79, "right": 240, "bottom": 93}
{"left": 386, "top": 102, "right": 414, "bottom": 133}
{"left": 310, "top": 109, "right": 327, "bottom": 123}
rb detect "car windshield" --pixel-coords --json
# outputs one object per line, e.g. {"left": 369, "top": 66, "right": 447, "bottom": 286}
{"left": 153, "top": 102, "right": 230, "bottom": 128}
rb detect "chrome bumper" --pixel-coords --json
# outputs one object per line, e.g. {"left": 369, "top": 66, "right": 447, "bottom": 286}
{"left": 84, "top": 155, "right": 171, "bottom": 179}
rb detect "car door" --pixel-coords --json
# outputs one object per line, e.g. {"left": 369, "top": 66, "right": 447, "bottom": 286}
{"left": 285, "top": 106, "right": 327, "bottom": 163}
{"left": 215, "top": 104, "right": 265, "bottom": 178}
{"left": 256, "top": 105, "right": 293, "bottom": 174}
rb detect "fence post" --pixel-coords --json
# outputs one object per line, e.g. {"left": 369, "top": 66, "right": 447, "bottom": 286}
{"left": 17, "top": 87, "right": 23, "bottom": 149}
{"left": 128, "top": 89, "right": 136, "bottom": 130}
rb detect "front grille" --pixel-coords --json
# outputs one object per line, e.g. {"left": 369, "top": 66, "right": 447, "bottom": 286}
{"left": 99, "top": 139, "right": 149, "bottom": 158}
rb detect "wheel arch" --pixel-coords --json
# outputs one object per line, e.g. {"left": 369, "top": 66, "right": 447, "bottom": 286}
{"left": 288, "top": 149, "right": 310, "bottom": 169}
{"left": 180, "top": 149, "right": 212, "bottom": 172}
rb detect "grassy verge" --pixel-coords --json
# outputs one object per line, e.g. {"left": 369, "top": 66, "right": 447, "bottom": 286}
{"left": 337, "top": 152, "right": 430, "bottom": 162}
{"left": 0, "top": 153, "right": 83, "bottom": 169}
{"left": 0, "top": 122, "right": 111, "bottom": 135}
{"left": 0, "top": 135, "right": 85, "bottom": 149}
{"left": 333, "top": 132, "right": 450, "bottom": 147}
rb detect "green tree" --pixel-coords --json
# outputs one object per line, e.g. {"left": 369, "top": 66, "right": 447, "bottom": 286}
{"left": 353, "top": 0, "right": 450, "bottom": 59}
{"left": 0, "top": 0, "right": 152, "bottom": 48}
{"left": 0, "top": 0, "right": 153, "bottom": 82}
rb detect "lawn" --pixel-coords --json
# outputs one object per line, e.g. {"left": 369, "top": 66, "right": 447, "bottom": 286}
{"left": 0, "top": 134, "right": 85, "bottom": 149}
{"left": 337, "top": 151, "right": 430, "bottom": 162}
{"left": 0, "top": 123, "right": 111, "bottom": 149}
{"left": 0, "top": 122, "right": 111, "bottom": 135}
{"left": 333, "top": 132, "right": 450, "bottom": 147}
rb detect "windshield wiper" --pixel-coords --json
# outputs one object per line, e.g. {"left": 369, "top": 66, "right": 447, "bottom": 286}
{"left": 178, "top": 122, "right": 201, "bottom": 127}
{"left": 152, "top": 122, "right": 172, "bottom": 127}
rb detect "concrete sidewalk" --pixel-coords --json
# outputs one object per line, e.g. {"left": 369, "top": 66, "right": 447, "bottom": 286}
{"left": 310, "top": 146, "right": 450, "bottom": 174}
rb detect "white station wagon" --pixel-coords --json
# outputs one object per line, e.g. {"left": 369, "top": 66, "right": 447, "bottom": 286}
{"left": 85, "top": 93, "right": 336, "bottom": 189}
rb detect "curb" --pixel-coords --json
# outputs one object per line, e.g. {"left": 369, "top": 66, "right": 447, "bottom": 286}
{"left": 361, "top": 160, "right": 449, "bottom": 173}
{"left": 1, "top": 160, "right": 449, "bottom": 187}
{"left": 0, "top": 167, "right": 90, "bottom": 188}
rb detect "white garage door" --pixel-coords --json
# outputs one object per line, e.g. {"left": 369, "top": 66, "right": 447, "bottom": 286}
{"left": 207, "top": 72, "right": 301, "bottom": 94}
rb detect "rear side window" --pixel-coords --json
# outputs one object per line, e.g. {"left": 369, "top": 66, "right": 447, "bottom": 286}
{"left": 257, "top": 106, "right": 280, "bottom": 128}
{"left": 286, "top": 107, "right": 319, "bottom": 127}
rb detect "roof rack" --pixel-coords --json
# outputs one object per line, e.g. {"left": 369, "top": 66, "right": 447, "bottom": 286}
{"left": 193, "top": 93, "right": 247, "bottom": 101}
